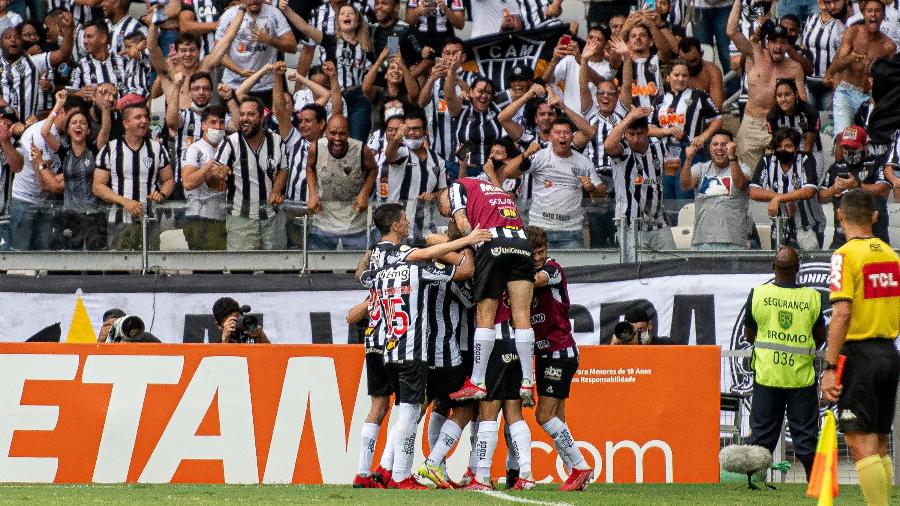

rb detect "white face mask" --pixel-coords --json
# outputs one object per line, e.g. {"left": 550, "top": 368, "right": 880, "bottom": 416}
{"left": 206, "top": 128, "right": 225, "bottom": 145}
{"left": 639, "top": 331, "right": 652, "bottom": 345}
{"left": 403, "top": 137, "right": 424, "bottom": 150}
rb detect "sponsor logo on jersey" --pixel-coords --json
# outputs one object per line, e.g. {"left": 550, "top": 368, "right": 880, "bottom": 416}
{"left": 829, "top": 253, "right": 844, "bottom": 291}
{"left": 862, "top": 261, "right": 900, "bottom": 299}
{"left": 544, "top": 365, "right": 563, "bottom": 380}
{"left": 501, "top": 352, "right": 518, "bottom": 363}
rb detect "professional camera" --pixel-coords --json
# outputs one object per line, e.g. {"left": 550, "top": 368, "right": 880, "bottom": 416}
{"left": 613, "top": 321, "right": 635, "bottom": 343}
{"left": 107, "top": 315, "right": 145, "bottom": 342}
{"left": 235, "top": 305, "right": 259, "bottom": 339}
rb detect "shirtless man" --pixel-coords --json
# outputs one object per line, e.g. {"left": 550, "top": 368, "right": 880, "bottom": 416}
{"left": 677, "top": 36, "right": 725, "bottom": 109}
{"left": 826, "top": 0, "right": 896, "bottom": 140}
{"left": 146, "top": 1, "right": 245, "bottom": 107}
{"left": 727, "top": 0, "right": 807, "bottom": 169}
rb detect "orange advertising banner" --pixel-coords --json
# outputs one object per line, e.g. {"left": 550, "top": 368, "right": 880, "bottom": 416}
{"left": 0, "top": 344, "right": 719, "bottom": 484}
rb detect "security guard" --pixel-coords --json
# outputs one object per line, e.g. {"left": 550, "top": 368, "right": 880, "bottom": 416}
{"left": 822, "top": 190, "right": 900, "bottom": 506}
{"left": 743, "top": 246, "right": 826, "bottom": 479}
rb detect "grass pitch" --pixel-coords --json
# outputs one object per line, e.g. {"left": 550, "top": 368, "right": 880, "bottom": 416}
{"left": 0, "top": 483, "right": 889, "bottom": 505}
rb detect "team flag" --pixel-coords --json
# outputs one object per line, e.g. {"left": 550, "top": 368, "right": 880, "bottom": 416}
{"left": 462, "top": 24, "right": 576, "bottom": 90}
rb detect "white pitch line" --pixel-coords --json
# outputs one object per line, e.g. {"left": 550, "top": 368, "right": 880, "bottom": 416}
{"left": 475, "top": 489, "right": 575, "bottom": 506}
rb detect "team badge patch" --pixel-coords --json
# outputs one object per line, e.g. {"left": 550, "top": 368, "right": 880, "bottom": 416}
{"left": 778, "top": 310, "right": 792, "bottom": 330}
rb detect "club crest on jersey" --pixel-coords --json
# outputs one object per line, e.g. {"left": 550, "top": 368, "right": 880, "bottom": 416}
{"left": 501, "top": 352, "right": 518, "bottom": 363}
{"left": 142, "top": 156, "right": 153, "bottom": 168}
{"left": 778, "top": 310, "right": 792, "bottom": 330}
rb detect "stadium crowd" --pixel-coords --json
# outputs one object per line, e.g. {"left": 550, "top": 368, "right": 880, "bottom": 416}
{"left": 0, "top": 0, "right": 898, "bottom": 252}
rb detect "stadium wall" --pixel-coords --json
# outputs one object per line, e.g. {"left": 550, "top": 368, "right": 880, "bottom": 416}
{"left": 0, "top": 343, "right": 719, "bottom": 484}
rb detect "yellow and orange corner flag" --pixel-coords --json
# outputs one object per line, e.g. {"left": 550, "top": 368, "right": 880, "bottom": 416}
{"left": 807, "top": 409, "right": 839, "bottom": 505}
{"left": 65, "top": 289, "right": 96, "bottom": 343}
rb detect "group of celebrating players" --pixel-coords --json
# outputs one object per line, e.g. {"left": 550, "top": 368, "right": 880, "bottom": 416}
{"left": 346, "top": 175, "right": 593, "bottom": 491}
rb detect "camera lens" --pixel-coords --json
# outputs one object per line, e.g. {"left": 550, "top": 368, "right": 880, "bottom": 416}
{"left": 241, "top": 314, "right": 259, "bottom": 333}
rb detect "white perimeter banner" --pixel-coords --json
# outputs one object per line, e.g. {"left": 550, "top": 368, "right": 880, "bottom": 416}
{"left": 0, "top": 263, "right": 837, "bottom": 350}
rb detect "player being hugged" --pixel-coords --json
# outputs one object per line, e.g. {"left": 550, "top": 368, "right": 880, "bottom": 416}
{"left": 439, "top": 178, "right": 537, "bottom": 405}
{"left": 525, "top": 226, "right": 594, "bottom": 491}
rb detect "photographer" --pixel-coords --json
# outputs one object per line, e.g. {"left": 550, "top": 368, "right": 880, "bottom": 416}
{"left": 212, "top": 297, "right": 270, "bottom": 343}
{"left": 97, "top": 308, "right": 160, "bottom": 343}
{"left": 610, "top": 307, "right": 673, "bottom": 345}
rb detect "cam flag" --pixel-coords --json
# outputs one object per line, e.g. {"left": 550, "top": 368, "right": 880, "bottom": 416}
{"left": 462, "top": 24, "right": 575, "bottom": 89}
{"left": 806, "top": 409, "right": 839, "bottom": 504}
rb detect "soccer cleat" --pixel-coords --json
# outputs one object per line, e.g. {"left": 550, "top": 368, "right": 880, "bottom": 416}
{"left": 505, "top": 468, "right": 520, "bottom": 489}
{"left": 519, "top": 378, "right": 535, "bottom": 407}
{"left": 559, "top": 468, "right": 593, "bottom": 491}
{"left": 417, "top": 462, "right": 451, "bottom": 489}
{"left": 453, "top": 466, "right": 476, "bottom": 488}
{"left": 352, "top": 473, "right": 384, "bottom": 489}
{"left": 449, "top": 378, "right": 487, "bottom": 401}
{"left": 463, "top": 478, "right": 495, "bottom": 491}
{"left": 371, "top": 465, "right": 392, "bottom": 486}
{"left": 389, "top": 476, "right": 429, "bottom": 490}
{"left": 510, "top": 477, "right": 536, "bottom": 490}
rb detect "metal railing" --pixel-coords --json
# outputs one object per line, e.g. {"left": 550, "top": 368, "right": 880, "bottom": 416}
{"left": 0, "top": 198, "right": 895, "bottom": 273}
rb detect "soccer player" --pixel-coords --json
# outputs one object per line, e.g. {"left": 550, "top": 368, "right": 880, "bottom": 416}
{"left": 525, "top": 225, "right": 594, "bottom": 491}
{"left": 416, "top": 224, "right": 478, "bottom": 489}
{"left": 370, "top": 243, "right": 475, "bottom": 489}
{"left": 465, "top": 295, "right": 534, "bottom": 491}
{"left": 440, "top": 178, "right": 537, "bottom": 405}
{"left": 822, "top": 189, "right": 900, "bottom": 506}
{"left": 354, "top": 204, "right": 488, "bottom": 488}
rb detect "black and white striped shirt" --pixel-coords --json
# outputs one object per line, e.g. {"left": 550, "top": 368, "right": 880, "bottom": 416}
{"left": 622, "top": 52, "right": 663, "bottom": 108}
{"left": 408, "top": 0, "right": 465, "bottom": 34}
{"left": 750, "top": 153, "right": 825, "bottom": 232}
{"left": 374, "top": 261, "right": 456, "bottom": 363}
{"left": 0, "top": 53, "right": 51, "bottom": 122}
{"left": 453, "top": 102, "right": 504, "bottom": 174}
{"left": 48, "top": 0, "right": 96, "bottom": 26}
{"left": 70, "top": 53, "right": 147, "bottom": 96}
{"left": 180, "top": 0, "right": 220, "bottom": 57}
{"left": 170, "top": 108, "right": 204, "bottom": 183}
{"left": 319, "top": 34, "right": 373, "bottom": 89}
{"left": 766, "top": 100, "right": 824, "bottom": 174}
{"left": 652, "top": 87, "right": 720, "bottom": 142}
{"left": 586, "top": 109, "right": 624, "bottom": 175}
{"left": 285, "top": 128, "right": 311, "bottom": 203}
{"left": 515, "top": 0, "right": 556, "bottom": 30}
{"left": 305, "top": 0, "right": 376, "bottom": 46}
{"left": 426, "top": 278, "right": 474, "bottom": 368}
{"left": 610, "top": 138, "right": 668, "bottom": 230}
{"left": 380, "top": 145, "right": 446, "bottom": 202}
{"left": 426, "top": 71, "right": 477, "bottom": 160}
{"left": 108, "top": 16, "right": 147, "bottom": 55}
{"left": 96, "top": 137, "right": 170, "bottom": 223}
{"left": 801, "top": 14, "right": 845, "bottom": 80}
{"left": 214, "top": 130, "right": 287, "bottom": 218}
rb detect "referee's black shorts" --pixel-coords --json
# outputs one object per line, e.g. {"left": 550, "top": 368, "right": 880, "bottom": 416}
{"left": 474, "top": 236, "right": 534, "bottom": 302}
{"left": 365, "top": 348, "right": 392, "bottom": 397}
{"left": 838, "top": 339, "right": 900, "bottom": 434}
{"left": 485, "top": 339, "right": 523, "bottom": 401}
{"left": 386, "top": 360, "right": 428, "bottom": 405}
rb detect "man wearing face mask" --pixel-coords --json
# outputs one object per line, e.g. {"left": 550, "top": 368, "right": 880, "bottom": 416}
{"left": 382, "top": 109, "right": 447, "bottom": 244}
{"left": 819, "top": 125, "right": 892, "bottom": 247}
{"left": 610, "top": 307, "right": 672, "bottom": 345}
{"left": 166, "top": 71, "right": 220, "bottom": 201}
{"left": 180, "top": 105, "right": 229, "bottom": 250}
